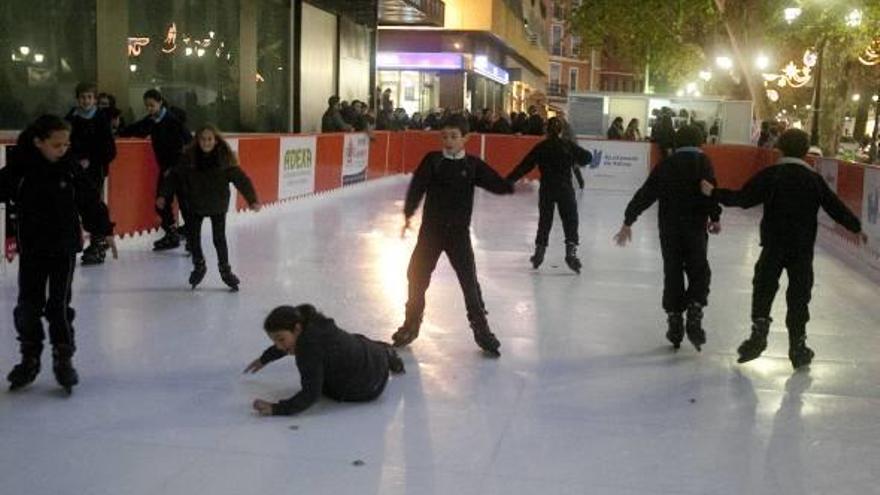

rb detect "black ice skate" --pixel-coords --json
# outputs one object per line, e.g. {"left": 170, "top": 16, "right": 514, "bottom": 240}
{"left": 189, "top": 258, "right": 207, "bottom": 289}
{"left": 52, "top": 347, "right": 79, "bottom": 395}
{"left": 788, "top": 330, "right": 814, "bottom": 370}
{"left": 7, "top": 356, "right": 40, "bottom": 391}
{"left": 219, "top": 264, "right": 240, "bottom": 291}
{"left": 153, "top": 230, "right": 181, "bottom": 251}
{"left": 666, "top": 312, "right": 684, "bottom": 350}
{"left": 391, "top": 321, "right": 420, "bottom": 348}
{"left": 685, "top": 303, "right": 706, "bottom": 352}
{"left": 530, "top": 244, "right": 546, "bottom": 269}
{"left": 737, "top": 317, "right": 770, "bottom": 363}
{"left": 470, "top": 317, "right": 501, "bottom": 357}
{"left": 81, "top": 238, "right": 107, "bottom": 266}
{"left": 564, "top": 243, "right": 582, "bottom": 274}
{"left": 386, "top": 346, "right": 406, "bottom": 374}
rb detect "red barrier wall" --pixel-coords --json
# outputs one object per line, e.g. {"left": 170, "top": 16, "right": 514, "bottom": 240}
{"left": 703, "top": 144, "right": 779, "bottom": 190}
{"left": 315, "top": 134, "right": 343, "bottom": 192}
{"left": 107, "top": 140, "right": 162, "bottom": 236}
{"left": 237, "top": 137, "right": 280, "bottom": 208}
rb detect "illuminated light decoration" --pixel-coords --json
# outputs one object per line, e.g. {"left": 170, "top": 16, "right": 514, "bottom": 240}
{"left": 686, "top": 82, "right": 698, "bottom": 94}
{"left": 845, "top": 9, "right": 862, "bottom": 28}
{"left": 698, "top": 70, "right": 712, "bottom": 82}
{"left": 762, "top": 49, "right": 816, "bottom": 89}
{"left": 19, "top": 46, "right": 30, "bottom": 56}
{"left": 859, "top": 37, "right": 880, "bottom": 66}
{"left": 185, "top": 47, "right": 193, "bottom": 57}
{"left": 806, "top": 104, "right": 811, "bottom": 110}
{"left": 766, "top": 89, "right": 780, "bottom": 102}
{"left": 162, "top": 23, "right": 178, "bottom": 53}
{"left": 784, "top": 7, "right": 802, "bottom": 24}
{"left": 33, "top": 53, "right": 44, "bottom": 63}
{"left": 197, "top": 48, "right": 206, "bottom": 57}
{"left": 676, "top": 89, "right": 685, "bottom": 97}
{"left": 129, "top": 64, "right": 137, "bottom": 73}
{"left": 209, "top": 31, "right": 215, "bottom": 39}
{"left": 715, "top": 56, "right": 733, "bottom": 70}
{"left": 873, "top": 95, "right": 879, "bottom": 103}
{"left": 755, "top": 54, "right": 770, "bottom": 70}
{"left": 255, "top": 73, "right": 265, "bottom": 83}
{"left": 128, "top": 37, "right": 151, "bottom": 57}
{"left": 853, "top": 94, "right": 861, "bottom": 102}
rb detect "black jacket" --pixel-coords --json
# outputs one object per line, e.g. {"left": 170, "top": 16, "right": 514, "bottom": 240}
{"left": 526, "top": 114, "right": 545, "bottom": 136}
{"left": 161, "top": 149, "right": 258, "bottom": 216}
{"left": 65, "top": 107, "right": 117, "bottom": 174}
{"left": 259, "top": 314, "right": 390, "bottom": 416}
{"left": 321, "top": 108, "right": 350, "bottom": 133}
{"left": 0, "top": 142, "right": 113, "bottom": 256}
{"left": 624, "top": 148, "right": 721, "bottom": 231}
{"left": 404, "top": 152, "right": 513, "bottom": 229}
{"left": 506, "top": 137, "right": 592, "bottom": 192}
{"left": 120, "top": 109, "right": 192, "bottom": 170}
{"left": 490, "top": 119, "right": 512, "bottom": 134}
{"left": 714, "top": 157, "right": 862, "bottom": 250}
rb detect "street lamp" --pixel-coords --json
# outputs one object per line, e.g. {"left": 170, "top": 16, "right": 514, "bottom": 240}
{"left": 784, "top": 7, "right": 802, "bottom": 24}
{"left": 716, "top": 56, "right": 733, "bottom": 70}
{"left": 699, "top": 70, "right": 712, "bottom": 82}
{"left": 845, "top": 9, "right": 862, "bottom": 28}
{"left": 755, "top": 54, "right": 770, "bottom": 70}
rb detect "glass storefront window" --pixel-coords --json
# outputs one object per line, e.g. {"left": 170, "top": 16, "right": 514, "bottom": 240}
{"left": 0, "top": 1, "right": 97, "bottom": 129}
{"left": 256, "top": 0, "right": 290, "bottom": 131}
{"left": 378, "top": 70, "right": 438, "bottom": 116}
{"left": 128, "top": 0, "right": 241, "bottom": 130}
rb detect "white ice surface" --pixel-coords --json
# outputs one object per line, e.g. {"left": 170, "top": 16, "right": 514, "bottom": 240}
{"left": 1, "top": 177, "right": 878, "bottom": 495}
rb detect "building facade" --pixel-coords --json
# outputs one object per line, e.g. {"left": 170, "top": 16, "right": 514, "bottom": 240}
{"left": 0, "top": 0, "right": 390, "bottom": 133}
{"left": 377, "top": 0, "right": 550, "bottom": 115}
{"left": 545, "top": 0, "right": 594, "bottom": 110}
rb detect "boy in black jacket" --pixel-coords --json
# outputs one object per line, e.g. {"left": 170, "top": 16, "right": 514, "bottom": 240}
{"left": 66, "top": 82, "right": 117, "bottom": 265}
{"left": 700, "top": 129, "right": 867, "bottom": 369}
{"left": 614, "top": 125, "right": 721, "bottom": 351}
{"left": 159, "top": 125, "right": 260, "bottom": 291}
{"left": 506, "top": 117, "right": 592, "bottom": 272}
{"left": 392, "top": 115, "right": 513, "bottom": 356}
{"left": 2, "top": 115, "right": 116, "bottom": 393}
{"left": 245, "top": 304, "right": 404, "bottom": 416}
{"left": 121, "top": 89, "right": 192, "bottom": 251}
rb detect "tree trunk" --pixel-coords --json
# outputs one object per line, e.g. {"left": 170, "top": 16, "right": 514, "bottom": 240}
{"left": 713, "top": 0, "right": 768, "bottom": 120}
{"left": 853, "top": 90, "right": 871, "bottom": 143}
{"left": 818, "top": 52, "right": 852, "bottom": 157}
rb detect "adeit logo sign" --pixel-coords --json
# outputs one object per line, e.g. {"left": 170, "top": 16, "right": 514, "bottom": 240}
{"left": 283, "top": 147, "right": 312, "bottom": 172}
{"left": 589, "top": 149, "right": 603, "bottom": 169}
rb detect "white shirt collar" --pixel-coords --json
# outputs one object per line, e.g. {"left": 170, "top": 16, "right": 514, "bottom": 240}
{"left": 777, "top": 157, "right": 812, "bottom": 169}
{"left": 442, "top": 149, "right": 466, "bottom": 160}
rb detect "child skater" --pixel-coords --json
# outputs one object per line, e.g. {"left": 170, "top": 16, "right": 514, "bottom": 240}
{"left": 1, "top": 115, "right": 117, "bottom": 393}
{"left": 505, "top": 117, "right": 592, "bottom": 272}
{"left": 158, "top": 125, "right": 260, "bottom": 291}
{"left": 614, "top": 125, "right": 721, "bottom": 351}
{"left": 392, "top": 114, "right": 513, "bottom": 356}
{"left": 244, "top": 304, "right": 405, "bottom": 416}
{"left": 121, "top": 89, "right": 192, "bottom": 251}
{"left": 65, "top": 82, "right": 117, "bottom": 265}
{"left": 700, "top": 128, "right": 866, "bottom": 369}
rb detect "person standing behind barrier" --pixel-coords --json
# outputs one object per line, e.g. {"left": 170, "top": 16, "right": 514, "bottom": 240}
{"left": 158, "top": 125, "right": 260, "bottom": 292}
{"left": 624, "top": 118, "right": 642, "bottom": 141}
{"left": 556, "top": 111, "right": 584, "bottom": 189}
{"left": 652, "top": 110, "right": 676, "bottom": 158}
{"left": 65, "top": 82, "right": 117, "bottom": 266}
{"left": 506, "top": 117, "right": 592, "bottom": 273}
{"left": 699, "top": 129, "right": 867, "bottom": 369}
{"left": 607, "top": 116, "right": 624, "bottom": 140}
{"left": 614, "top": 125, "right": 721, "bottom": 352}
{"left": 97, "top": 92, "right": 126, "bottom": 135}
{"left": 120, "top": 89, "right": 192, "bottom": 251}
{"left": 392, "top": 115, "right": 514, "bottom": 356}
{"left": 2, "top": 115, "right": 117, "bottom": 394}
{"left": 526, "top": 106, "right": 545, "bottom": 136}
{"left": 321, "top": 96, "right": 353, "bottom": 133}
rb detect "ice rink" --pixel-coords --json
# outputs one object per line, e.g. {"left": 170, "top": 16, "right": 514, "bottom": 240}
{"left": 1, "top": 176, "right": 878, "bottom": 495}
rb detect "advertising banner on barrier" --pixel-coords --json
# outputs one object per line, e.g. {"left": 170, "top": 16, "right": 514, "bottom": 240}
{"left": 862, "top": 167, "right": 880, "bottom": 254}
{"left": 816, "top": 158, "right": 839, "bottom": 229}
{"left": 278, "top": 136, "right": 316, "bottom": 199}
{"left": 342, "top": 133, "right": 370, "bottom": 185}
{"left": 576, "top": 139, "right": 650, "bottom": 191}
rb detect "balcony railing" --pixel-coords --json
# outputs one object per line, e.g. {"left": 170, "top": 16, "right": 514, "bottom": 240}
{"left": 548, "top": 82, "right": 568, "bottom": 97}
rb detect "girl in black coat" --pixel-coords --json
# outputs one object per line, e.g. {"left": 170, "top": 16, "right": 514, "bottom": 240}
{"left": 506, "top": 118, "right": 592, "bottom": 273}
{"left": 158, "top": 125, "right": 260, "bottom": 291}
{"left": 2, "top": 115, "right": 116, "bottom": 393}
{"left": 245, "top": 304, "right": 404, "bottom": 416}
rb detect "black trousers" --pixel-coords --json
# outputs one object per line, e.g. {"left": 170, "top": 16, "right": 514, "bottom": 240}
{"left": 404, "top": 226, "right": 487, "bottom": 325}
{"left": 535, "top": 187, "right": 579, "bottom": 246}
{"left": 751, "top": 246, "right": 813, "bottom": 331}
{"left": 187, "top": 213, "right": 229, "bottom": 266}
{"left": 659, "top": 228, "right": 711, "bottom": 313}
{"left": 155, "top": 169, "right": 177, "bottom": 233}
{"left": 14, "top": 254, "right": 77, "bottom": 357}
